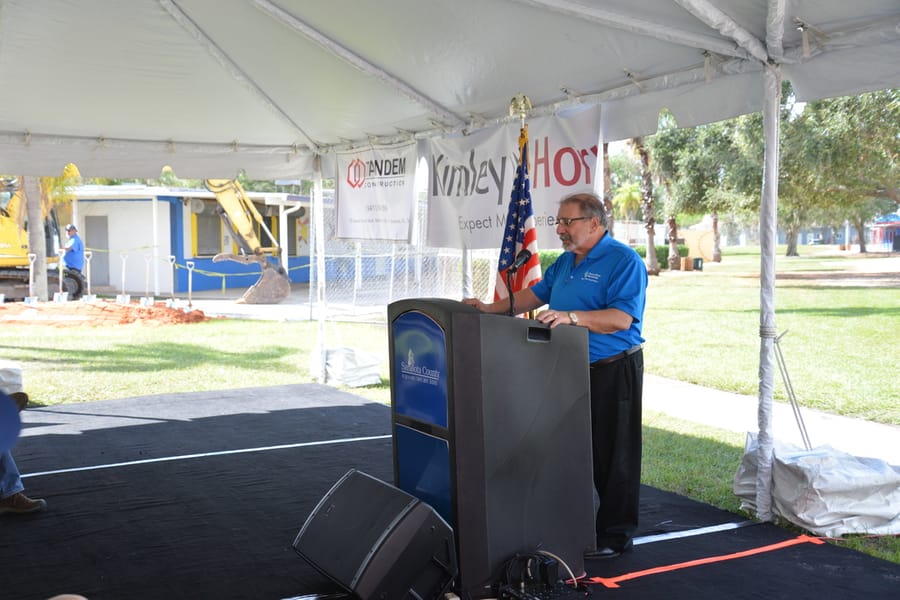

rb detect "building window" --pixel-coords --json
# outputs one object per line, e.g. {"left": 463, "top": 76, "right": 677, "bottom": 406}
{"left": 195, "top": 212, "right": 222, "bottom": 256}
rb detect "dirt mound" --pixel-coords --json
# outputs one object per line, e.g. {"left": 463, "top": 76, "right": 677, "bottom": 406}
{"left": 0, "top": 299, "right": 212, "bottom": 327}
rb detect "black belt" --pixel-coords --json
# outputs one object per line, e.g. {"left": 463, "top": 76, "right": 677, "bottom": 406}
{"left": 590, "top": 344, "right": 643, "bottom": 368}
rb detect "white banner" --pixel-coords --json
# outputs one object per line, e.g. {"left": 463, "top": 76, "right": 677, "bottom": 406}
{"left": 335, "top": 142, "right": 417, "bottom": 241}
{"left": 426, "top": 105, "right": 601, "bottom": 249}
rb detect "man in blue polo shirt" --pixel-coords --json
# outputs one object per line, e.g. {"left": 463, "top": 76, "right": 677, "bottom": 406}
{"left": 464, "top": 192, "right": 647, "bottom": 559}
{"left": 63, "top": 223, "right": 85, "bottom": 273}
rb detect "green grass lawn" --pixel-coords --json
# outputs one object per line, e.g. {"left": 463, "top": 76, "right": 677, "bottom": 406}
{"left": 644, "top": 248, "right": 899, "bottom": 424}
{"left": 2, "top": 245, "right": 897, "bottom": 563}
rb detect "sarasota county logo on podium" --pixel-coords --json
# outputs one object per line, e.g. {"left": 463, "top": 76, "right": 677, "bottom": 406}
{"left": 399, "top": 348, "right": 440, "bottom": 386}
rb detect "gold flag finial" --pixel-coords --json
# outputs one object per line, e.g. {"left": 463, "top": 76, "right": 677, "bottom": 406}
{"left": 509, "top": 94, "right": 532, "bottom": 126}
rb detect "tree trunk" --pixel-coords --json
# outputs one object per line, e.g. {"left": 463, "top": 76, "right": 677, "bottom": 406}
{"left": 853, "top": 218, "right": 868, "bottom": 253}
{"left": 22, "top": 177, "right": 49, "bottom": 300}
{"left": 666, "top": 215, "right": 680, "bottom": 270}
{"left": 785, "top": 222, "right": 800, "bottom": 257}
{"left": 712, "top": 211, "right": 722, "bottom": 262}
{"left": 602, "top": 142, "right": 615, "bottom": 237}
{"left": 634, "top": 138, "right": 659, "bottom": 275}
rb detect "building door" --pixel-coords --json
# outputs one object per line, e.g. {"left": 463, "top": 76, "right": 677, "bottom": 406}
{"left": 84, "top": 215, "right": 109, "bottom": 286}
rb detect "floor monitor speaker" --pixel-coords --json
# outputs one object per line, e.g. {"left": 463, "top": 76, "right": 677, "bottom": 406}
{"left": 293, "top": 469, "right": 457, "bottom": 600}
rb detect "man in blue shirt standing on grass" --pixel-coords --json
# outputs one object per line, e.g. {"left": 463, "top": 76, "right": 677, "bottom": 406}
{"left": 464, "top": 191, "right": 647, "bottom": 559}
{"left": 63, "top": 223, "right": 85, "bottom": 273}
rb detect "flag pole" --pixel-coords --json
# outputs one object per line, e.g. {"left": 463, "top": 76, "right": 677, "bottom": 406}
{"left": 514, "top": 95, "right": 539, "bottom": 319}
{"left": 498, "top": 94, "right": 541, "bottom": 319}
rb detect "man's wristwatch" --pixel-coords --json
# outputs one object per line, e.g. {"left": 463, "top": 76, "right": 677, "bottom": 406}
{"left": 568, "top": 311, "right": 579, "bottom": 325}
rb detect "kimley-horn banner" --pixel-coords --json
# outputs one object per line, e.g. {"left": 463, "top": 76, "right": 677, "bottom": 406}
{"left": 426, "top": 104, "right": 601, "bottom": 250}
{"left": 336, "top": 141, "right": 418, "bottom": 241}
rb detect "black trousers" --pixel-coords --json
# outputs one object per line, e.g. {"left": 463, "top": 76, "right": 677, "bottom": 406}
{"left": 589, "top": 349, "right": 643, "bottom": 550}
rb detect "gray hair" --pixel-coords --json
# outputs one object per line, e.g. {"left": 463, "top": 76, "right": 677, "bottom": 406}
{"left": 560, "top": 192, "right": 607, "bottom": 228}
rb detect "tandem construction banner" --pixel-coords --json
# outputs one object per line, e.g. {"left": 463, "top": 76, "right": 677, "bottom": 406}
{"left": 335, "top": 141, "right": 418, "bottom": 241}
{"left": 426, "top": 104, "right": 601, "bottom": 250}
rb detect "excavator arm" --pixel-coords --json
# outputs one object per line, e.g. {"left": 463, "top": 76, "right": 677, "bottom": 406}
{"left": 203, "top": 179, "right": 290, "bottom": 304}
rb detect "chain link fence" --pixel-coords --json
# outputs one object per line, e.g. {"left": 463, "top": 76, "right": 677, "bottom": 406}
{"left": 306, "top": 197, "right": 499, "bottom": 323}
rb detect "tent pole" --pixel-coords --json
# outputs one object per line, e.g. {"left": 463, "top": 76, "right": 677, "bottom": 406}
{"left": 755, "top": 63, "right": 781, "bottom": 522}
{"left": 462, "top": 248, "right": 473, "bottom": 299}
{"left": 152, "top": 195, "right": 160, "bottom": 296}
{"left": 312, "top": 156, "right": 328, "bottom": 384}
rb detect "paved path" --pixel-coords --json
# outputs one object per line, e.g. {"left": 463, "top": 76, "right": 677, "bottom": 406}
{"left": 644, "top": 374, "right": 900, "bottom": 466}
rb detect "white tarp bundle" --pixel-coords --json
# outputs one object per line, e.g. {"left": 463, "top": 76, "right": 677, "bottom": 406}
{"left": 735, "top": 433, "right": 900, "bottom": 538}
{"left": 312, "top": 347, "right": 383, "bottom": 389}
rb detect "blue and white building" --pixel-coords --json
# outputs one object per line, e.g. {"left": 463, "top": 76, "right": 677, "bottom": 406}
{"left": 70, "top": 185, "right": 319, "bottom": 296}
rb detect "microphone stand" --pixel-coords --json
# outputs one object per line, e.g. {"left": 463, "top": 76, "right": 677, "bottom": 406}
{"left": 506, "top": 268, "right": 516, "bottom": 316}
{"left": 505, "top": 249, "right": 530, "bottom": 317}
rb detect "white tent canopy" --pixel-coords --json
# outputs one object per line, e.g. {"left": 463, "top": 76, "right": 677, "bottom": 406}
{"left": 1, "top": 0, "right": 897, "bottom": 178}
{"left": 2, "top": 0, "right": 899, "bottom": 521}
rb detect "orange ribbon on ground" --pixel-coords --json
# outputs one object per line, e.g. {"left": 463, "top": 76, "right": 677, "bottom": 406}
{"left": 587, "top": 534, "right": 826, "bottom": 589}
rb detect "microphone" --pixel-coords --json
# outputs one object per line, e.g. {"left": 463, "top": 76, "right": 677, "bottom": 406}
{"left": 508, "top": 249, "right": 532, "bottom": 273}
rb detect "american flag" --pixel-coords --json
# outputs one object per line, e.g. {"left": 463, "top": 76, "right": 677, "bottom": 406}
{"left": 494, "top": 125, "right": 541, "bottom": 305}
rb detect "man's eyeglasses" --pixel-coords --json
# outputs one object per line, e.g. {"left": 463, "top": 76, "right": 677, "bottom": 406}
{"left": 556, "top": 216, "right": 591, "bottom": 227}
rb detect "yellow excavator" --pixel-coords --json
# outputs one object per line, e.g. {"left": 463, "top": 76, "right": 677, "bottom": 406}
{"left": 0, "top": 178, "right": 84, "bottom": 300}
{"left": 204, "top": 179, "right": 291, "bottom": 304}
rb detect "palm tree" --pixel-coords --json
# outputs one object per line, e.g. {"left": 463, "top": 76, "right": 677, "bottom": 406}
{"left": 632, "top": 137, "right": 660, "bottom": 275}
{"left": 612, "top": 183, "right": 642, "bottom": 221}
{"left": 22, "top": 164, "right": 81, "bottom": 300}
{"left": 665, "top": 215, "right": 680, "bottom": 270}
{"left": 602, "top": 142, "right": 615, "bottom": 237}
{"left": 22, "top": 177, "right": 48, "bottom": 299}
{"left": 711, "top": 212, "right": 722, "bottom": 262}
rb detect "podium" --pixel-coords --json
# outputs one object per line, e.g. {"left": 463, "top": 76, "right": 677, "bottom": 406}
{"left": 388, "top": 299, "right": 594, "bottom": 598}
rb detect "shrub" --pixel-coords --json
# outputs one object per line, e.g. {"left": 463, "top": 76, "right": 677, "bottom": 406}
{"left": 633, "top": 245, "right": 689, "bottom": 269}
{"left": 538, "top": 249, "right": 563, "bottom": 273}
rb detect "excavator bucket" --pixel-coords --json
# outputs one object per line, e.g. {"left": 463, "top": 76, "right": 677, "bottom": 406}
{"left": 204, "top": 179, "right": 291, "bottom": 304}
{"left": 241, "top": 263, "right": 291, "bottom": 304}
{"left": 212, "top": 252, "right": 290, "bottom": 304}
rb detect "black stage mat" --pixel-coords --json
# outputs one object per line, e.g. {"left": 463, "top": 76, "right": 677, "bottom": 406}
{"left": 3, "top": 386, "right": 897, "bottom": 599}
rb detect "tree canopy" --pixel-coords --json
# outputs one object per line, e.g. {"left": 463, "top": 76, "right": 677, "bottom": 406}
{"left": 637, "top": 87, "right": 898, "bottom": 255}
